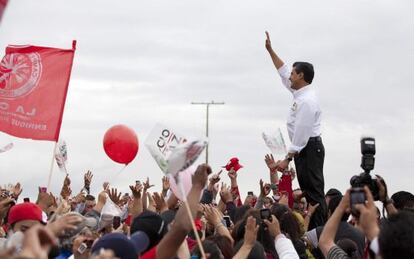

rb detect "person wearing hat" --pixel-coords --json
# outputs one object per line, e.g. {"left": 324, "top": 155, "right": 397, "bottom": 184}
{"left": 266, "top": 31, "right": 327, "bottom": 229}
{"left": 8, "top": 202, "right": 47, "bottom": 233}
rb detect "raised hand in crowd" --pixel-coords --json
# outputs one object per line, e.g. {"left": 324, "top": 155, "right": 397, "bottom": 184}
{"left": 208, "top": 170, "right": 222, "bottom": 191}
{"left": 233, "top": 216, "right": 259, "bottom": 259}
{"left": 227, "top": 167, "right": 238, "bottom": 187}
{"left": 61, "top": 174, "right": 72, "bottom": 199}
{"left": 102, "top": 181, "right": 110, "bottom": 191}
{"left": 129, "top": 181, "right": 143, "bottom": 199}
{"left": 376, "top": 174, "right": 398, "bottom": 216}
{"left": 82, "top": 170, "right": 93, "bottom": 194}
{"left": 106, "top": 188, "right": 122, "bottom": 207}
{"left": 36, "top": 188, "right": 56, "bottom": 214}
{"left": 10, "top": 182, "right": 23, "bottom": 201}
{"left": 143, "top": 177, "right": 154, "bottom": 192}
{"left": 265, "top": 154, "right": 278, "bottom": 172}
{"left": 219, "top": 183, "right": 233, "bottom": 204}
{"left": 259, "top": 179, "right": 271, "bottom": 198}
{"left": 153, "top": 192, "right": 168, "bottom": 213}
{"left": 47, "top": 213, "right": 83, "bottom": 237}
{"left": 161, "top": 176, "right": 170, "bottom": 197}
{"left": 0, "top": 197, "right": 14, "bottom": 221}
{"left": 18, "top": 225, "right": 57, "bottom": 259}
{"left": 354, "top": 186, "right": 380, "bottom": 241}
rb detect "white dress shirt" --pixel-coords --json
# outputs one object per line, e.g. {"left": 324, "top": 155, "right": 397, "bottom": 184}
{"left": 278, "top": 64, "right": 322, "bottom": 154}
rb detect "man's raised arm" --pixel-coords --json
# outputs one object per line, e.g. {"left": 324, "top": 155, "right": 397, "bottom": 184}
{"left": 265, "top": 31, "right": 292, "bottom": 91}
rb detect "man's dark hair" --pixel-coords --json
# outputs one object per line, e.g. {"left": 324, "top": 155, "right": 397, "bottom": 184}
{"left": 293, "top": 62, "right": 314, "bottom": 84}
{"left": 85, "top": 194, "right": 95, "bottom": 201}
{"left": 379, "top": 211, "right": 414, "bottom": 259}
{"left": 328, "top": 195, "right": 349, "bottom": 222}
{"left": 192, "top": 240, "right": 223, "bottom": 259}
{"left": 391, "top": 191, "right": 414, "bottom": 210}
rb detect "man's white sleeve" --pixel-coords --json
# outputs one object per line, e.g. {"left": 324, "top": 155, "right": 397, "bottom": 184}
{"left": 275, "top": 234, "right": 300, "bottom": 259}
{"left": 277, "top": 64, "right": 294, "bottom": 93}
{"left": 288, "top": 101, "right": 315, "bottom": 153}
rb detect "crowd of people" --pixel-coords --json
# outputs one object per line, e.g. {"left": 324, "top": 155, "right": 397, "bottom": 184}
{"left": 0, "top": 154, "right": 412, "bottom": 259}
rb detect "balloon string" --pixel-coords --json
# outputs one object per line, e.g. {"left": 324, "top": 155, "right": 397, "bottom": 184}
{"left": 117, "top": 164, "right": 128, "bottom": 174}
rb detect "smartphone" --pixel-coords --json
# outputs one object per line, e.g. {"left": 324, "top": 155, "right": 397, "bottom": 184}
{"left": 136, "top": 180, "right": 141, "bottom": 185}
{"left": 247, "top": 191, "right": 254, "bottom": 196}
{"left": 77, "top": 240, "right": 93, "bottom": 254}
{"left": 113, "top": 216, "right": 121, "bottom": 230}
{"left": 260, "top": 208, "right": 271, "bottom": 221}
{"left": 223, "top": 216, "right": 231, "bottom": 228}
{"left": 23, "top": 197, "right": 30, "bottom": 203}
{"left": 350, "top": 188, "right": 366, "bottom": 216}
{"left": 40, "top": 187, "right": 47, "bottom": 193}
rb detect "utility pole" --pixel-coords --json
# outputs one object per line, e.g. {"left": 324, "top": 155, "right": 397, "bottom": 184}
{"left": 191, "top": 101, "right": 225, "bottom": 164}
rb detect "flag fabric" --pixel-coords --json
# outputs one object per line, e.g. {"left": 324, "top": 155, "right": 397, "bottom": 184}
{"left": 0, "top": 0, "right": 8, "bottom": 23}
{"left": 262, "top": 128, "right": 287, "bottom": 159}
{"left": 0, "top": 142, "right": 12, "bottom": 153}
{"left": 0, "top": 41, "right": 76, "bottom": 141}
{"left": 145, "top": 123, "right": 187, "bottom": 173}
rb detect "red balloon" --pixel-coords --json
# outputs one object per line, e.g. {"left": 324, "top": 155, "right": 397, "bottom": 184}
{"left": 103, "top": 124, "right": 139, "bottom": 164}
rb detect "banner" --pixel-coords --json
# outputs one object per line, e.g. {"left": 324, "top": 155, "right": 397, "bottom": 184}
{"left": 145, "top": 123, "right": 187, "bottom": 173}
{"left": 54, "top": 140, "right": 68, "bottom": 173}
{"left": 0, "top": 41, "right": 76, "bottom": 141}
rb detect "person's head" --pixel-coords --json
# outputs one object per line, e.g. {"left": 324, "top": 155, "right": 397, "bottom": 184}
{"left": 83, "top": 195, "right": 96, "bottom": 215}
{"left": 191, "top": 240, "right": 224, "bottom": 259}
{"left": 325, "top": 188, "right": 342, "bottom": 206}
{"left": 391, "top": 191, "right": 414, "bottom": 211}
{"left": 263, "top": 197, "right": 273, "bottom": 209}
{"left": 233, "top": 205, "right": 252, "bottom": 224}
{"left": 328, "top": 195, "right": 349, "bottom": 221}
{"left": 91, "top": 232, "right": 149, "bottom": 259}
{"left": 206, "top": 235, "right": 234, "bottom": 259}
{"left": 8, "top": 203, "right": 46, "bottom": 233}
{"left": 130, "top": 211, "right": 166, "bottom": 252}
{"left": 337, "top": 238, "right": 360, "bottom": 259}
{"left": 234, "top": 240, "right": 266, "bottom": 259}
{"left": 379, "top": 211, "right": 414, "bottom": 259}
{"left": 290, "top": 62, "right": 314, "bottom": 89}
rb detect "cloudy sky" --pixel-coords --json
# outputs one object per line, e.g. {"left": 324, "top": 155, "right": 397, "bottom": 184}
{"left": 0, "top": 0, "right": 413, "bottom": 201}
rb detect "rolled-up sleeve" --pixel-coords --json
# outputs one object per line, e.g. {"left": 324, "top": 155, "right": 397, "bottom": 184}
{"left": 277, "top": 64, "right": 294, "bottom": 93}
{"left": 288, "top": 101, "right": 315, "bottom": 153}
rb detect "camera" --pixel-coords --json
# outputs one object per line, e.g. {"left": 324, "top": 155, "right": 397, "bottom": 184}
{"left": 350, "top": 137, "right": 379, "bottom": 201}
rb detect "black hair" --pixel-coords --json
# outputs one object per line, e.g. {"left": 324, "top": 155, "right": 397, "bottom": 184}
{"left": 191, "top": 240, "right": 223, "bottom": 259}
{"left": 292, "top": 62, "right": 314, "bottom": 84}
{"left": 337, "top": 238, "right": 360, "bottom": 259}
{"left": 391, "top": 191, "right": 414, "bottom": 210}
{"left": 85, "top": 195, "right": 95, "bottom": 201}
{"left": 379, "top": 211, "right": 414, "bottom": 259}
{"left": 207, "top": 235, "right": 234, "bottom": 259}
{"left": 233, "top": 205, "right": 251, "bottom": 224}
{"left": 328, "top": 195, "right": 349, "bottom": 222}
{"left": 234, "top": 240, "right": 266, "bottom": 259}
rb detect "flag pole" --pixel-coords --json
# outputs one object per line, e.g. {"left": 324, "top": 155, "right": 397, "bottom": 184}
{"left": 47, "top": 142, "right": 58, "bottom": 191}
{"left": 177, "top": 175, "right": 206, "bottom": 259}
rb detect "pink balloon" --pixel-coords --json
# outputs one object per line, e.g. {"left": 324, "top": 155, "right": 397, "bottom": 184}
{"left": 169, "top": 166, "right": 195, "bottom": 200}
{"left": 103, "top": 124, "right": 139, "bottom": 164}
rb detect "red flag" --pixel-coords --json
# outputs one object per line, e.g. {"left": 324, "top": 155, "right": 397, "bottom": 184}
{"left": 0, "top": 0, "right": 8, "bottom": 23}
{"left": 0, "top": 41, "right": 76, "bottom": 141}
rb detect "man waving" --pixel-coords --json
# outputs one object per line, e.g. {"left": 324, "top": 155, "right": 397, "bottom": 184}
{"left": 265, "top": 31, "right": 326, "bottom": 229}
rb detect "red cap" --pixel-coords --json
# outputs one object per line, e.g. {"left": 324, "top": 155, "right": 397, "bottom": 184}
{"left": 223, "top": 157, "right": 243, "bottom": 172}
{"left": 194, "top": 219, "right": 202, "bottom": 231}
{"left": 8, "top": 203, "right": 44, "bottom": 225}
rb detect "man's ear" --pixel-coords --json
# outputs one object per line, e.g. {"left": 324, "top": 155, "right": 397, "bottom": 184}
{"left": 298, "top": 72, "right": 304, "bottom": 79}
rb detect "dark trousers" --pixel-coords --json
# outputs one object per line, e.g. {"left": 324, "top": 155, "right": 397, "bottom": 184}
{"left": 294, "top": 137, "right": 327, "bottom": 229}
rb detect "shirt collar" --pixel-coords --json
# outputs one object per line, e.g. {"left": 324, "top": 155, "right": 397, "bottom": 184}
{"left": 293, "top": 84, "right": 312, "bottom": 98}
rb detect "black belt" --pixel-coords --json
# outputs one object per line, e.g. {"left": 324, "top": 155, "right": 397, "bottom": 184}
{"left": 308, "top": 136, "right": 322, "bottom": 142}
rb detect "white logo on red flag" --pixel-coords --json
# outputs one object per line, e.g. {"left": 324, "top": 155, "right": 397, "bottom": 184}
{"left": 0, "top": 52, "right": 42, "bottom": 98}
{"left": 0, "top": 42, "right": 76, "bottom": 141}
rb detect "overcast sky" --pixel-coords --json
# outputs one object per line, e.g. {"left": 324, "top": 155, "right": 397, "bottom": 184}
{"left": 0, "top": 0, "right": 413, "bottom": 200}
